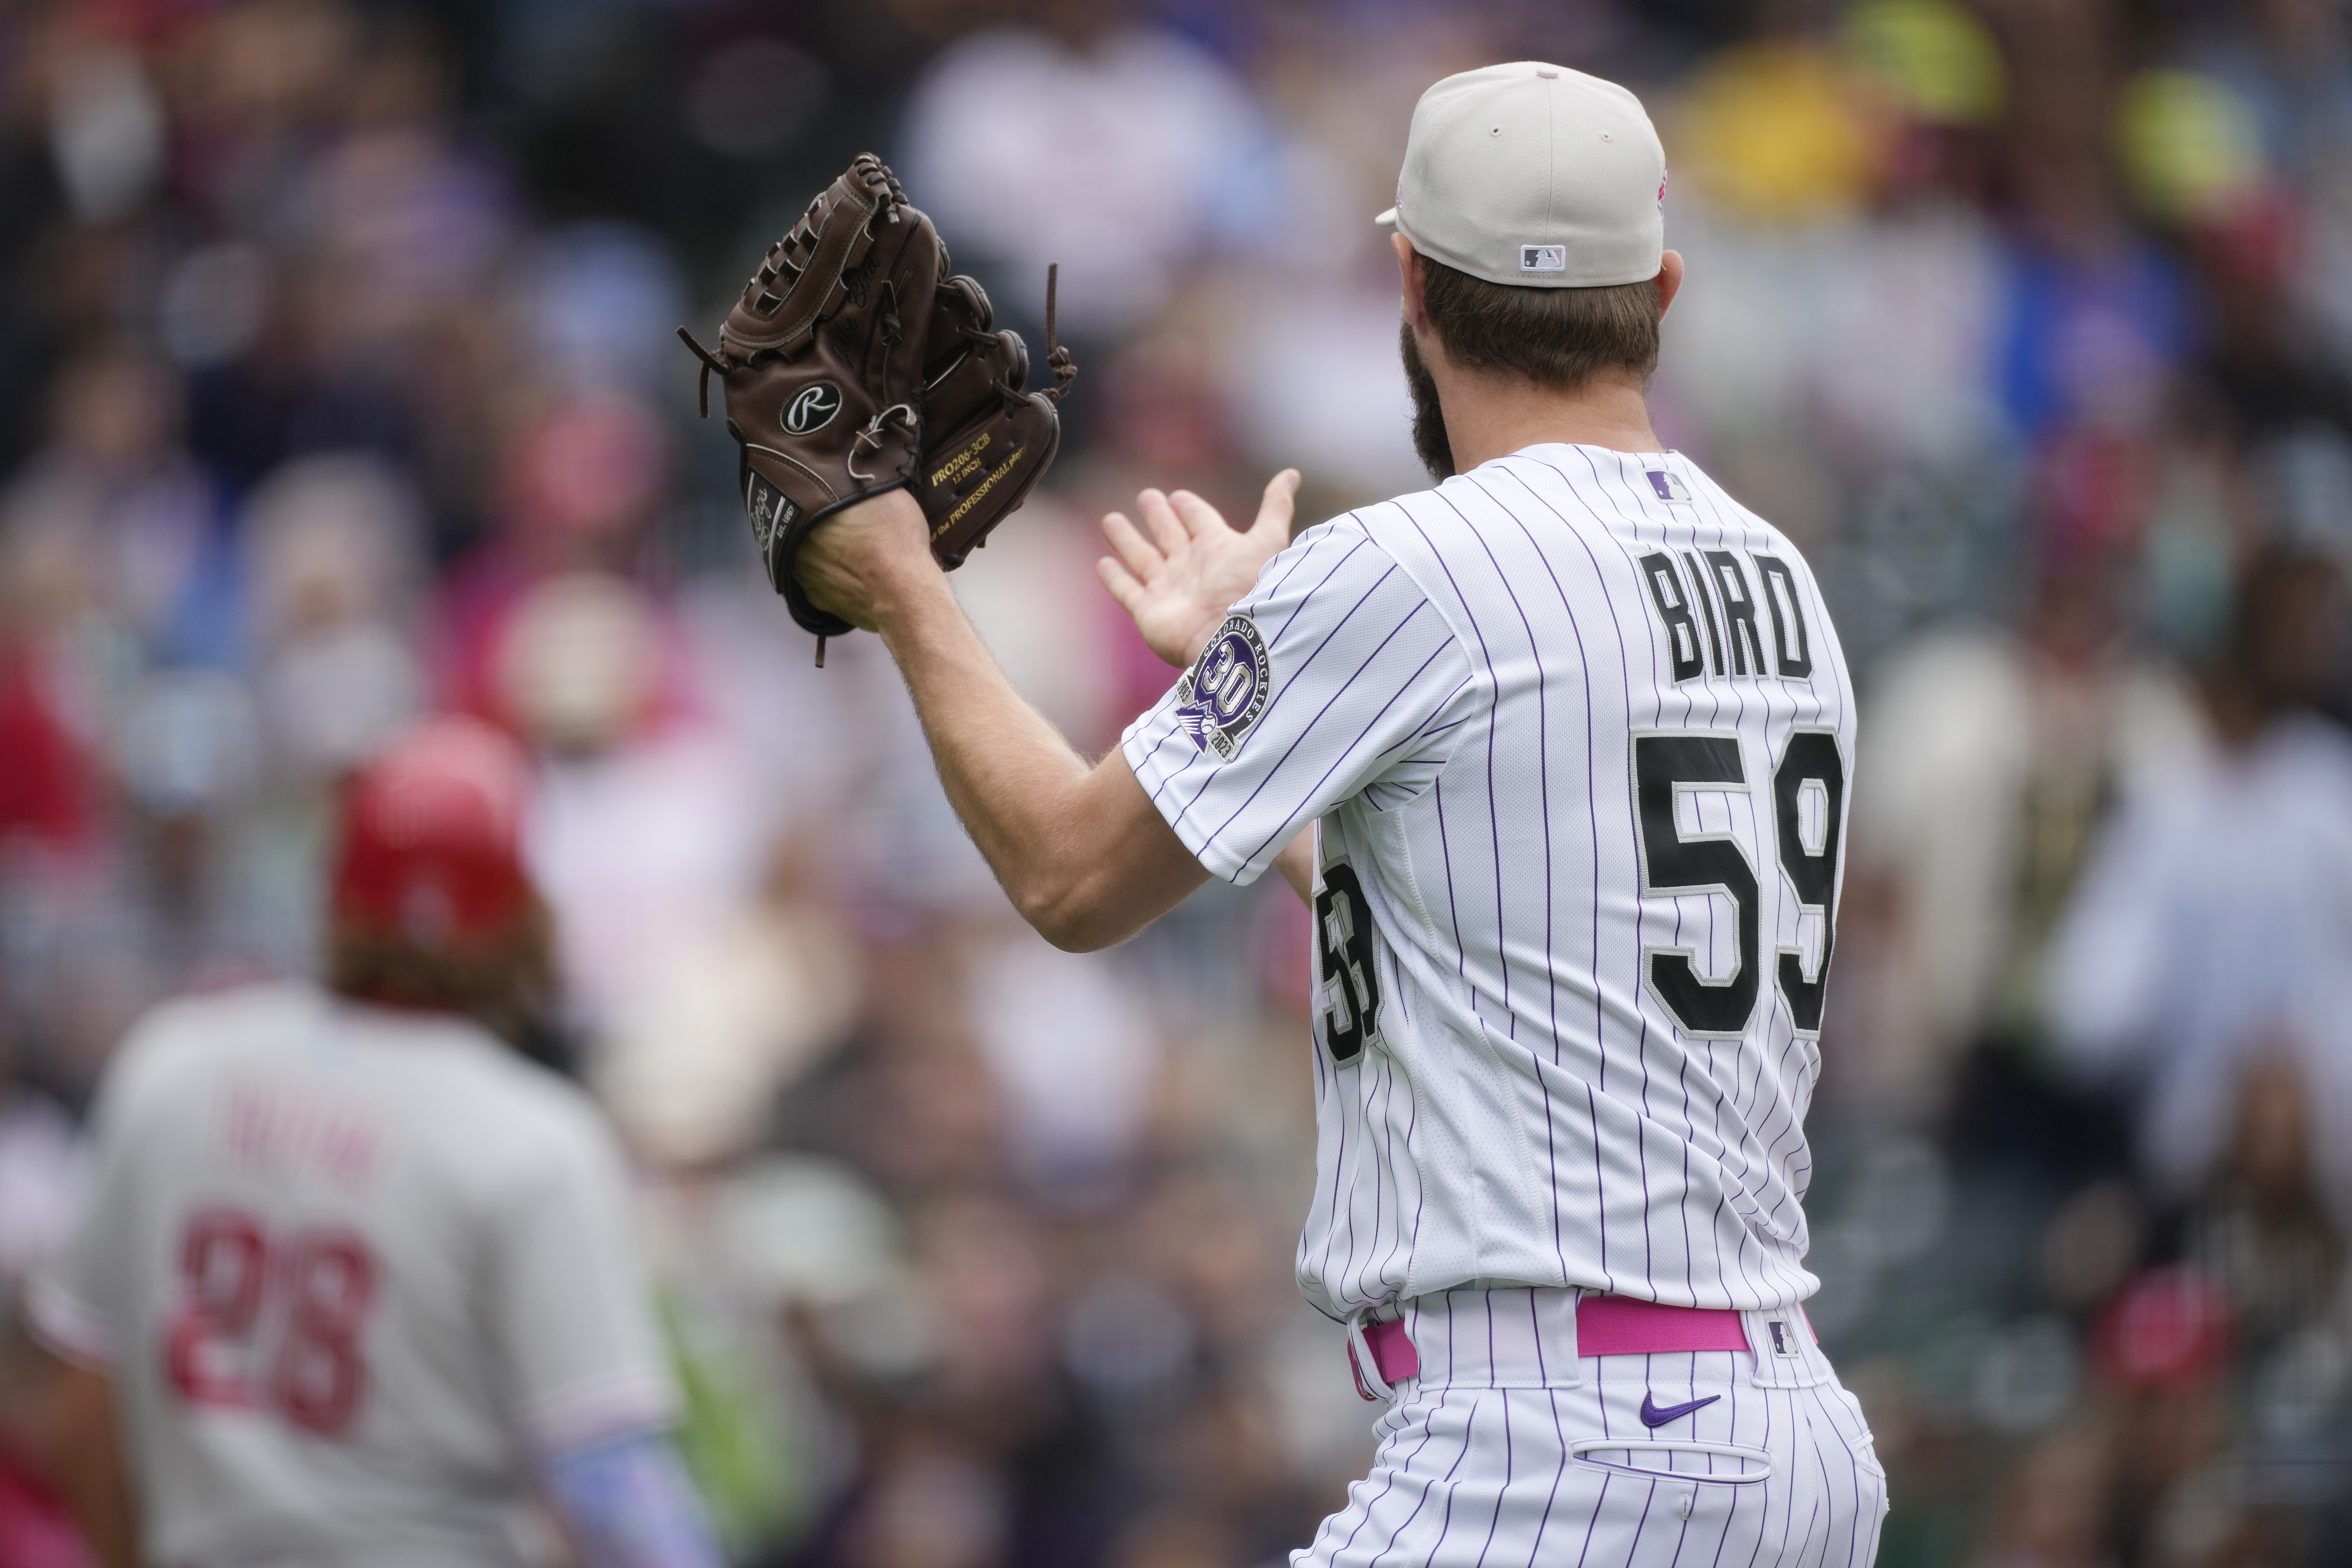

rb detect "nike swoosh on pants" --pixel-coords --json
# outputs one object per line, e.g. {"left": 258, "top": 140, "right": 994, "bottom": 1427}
{"left": 1638, "top": 1391, "right": 1721, "bottom": 1428}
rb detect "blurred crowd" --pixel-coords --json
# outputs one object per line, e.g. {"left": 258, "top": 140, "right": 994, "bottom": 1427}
{"left": 0, "top": 0, "right": 2349, "bottom": 1566}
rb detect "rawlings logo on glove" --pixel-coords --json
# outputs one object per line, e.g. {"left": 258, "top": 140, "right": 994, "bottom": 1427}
{"left": 782, "top": 384, "right": 843, "bottom": 435}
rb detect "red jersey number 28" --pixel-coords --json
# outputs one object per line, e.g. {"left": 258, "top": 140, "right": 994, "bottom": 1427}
{"left": 163, "top": 1208, "right": 377, "bottom": 1438}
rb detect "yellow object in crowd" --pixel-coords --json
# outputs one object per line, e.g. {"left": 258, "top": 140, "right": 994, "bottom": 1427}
{"left": 1671, "top": 41, "right": 1885, "bottom": 223}
{"left": 1845, "top": 0, "right": 2006, "bottom": 129}
{"left": 2115, "top": 70, "right": 2269, "bottom": 226}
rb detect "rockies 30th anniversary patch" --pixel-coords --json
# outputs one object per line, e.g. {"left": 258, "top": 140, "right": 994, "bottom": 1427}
{"left": 1175, "top": 614, "right": 1271, "bottom": 761}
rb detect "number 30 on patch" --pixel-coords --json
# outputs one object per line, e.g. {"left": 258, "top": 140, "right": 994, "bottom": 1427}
{"left": 1174, "top": 614, "right": 1272, "bottom": 761}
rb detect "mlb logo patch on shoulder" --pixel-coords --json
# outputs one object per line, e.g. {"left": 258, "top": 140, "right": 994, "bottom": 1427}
{"left": 1646, "top": 469, "right": 1693, "bottom": 504}
{"left": 1519, "top": 245, "right": 1567, "bottom": 274}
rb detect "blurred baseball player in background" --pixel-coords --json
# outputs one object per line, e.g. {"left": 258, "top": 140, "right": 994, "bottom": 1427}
{"left": 791, "top": 63, "right": 1885, "bottom": 1565}
{"left": 13, "top": 717, "right": 720, "bottom": 1568}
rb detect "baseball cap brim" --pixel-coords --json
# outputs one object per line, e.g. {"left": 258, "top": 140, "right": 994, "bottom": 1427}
{"left": 1375, "top": 207, "right": 1398, "bottom": 226}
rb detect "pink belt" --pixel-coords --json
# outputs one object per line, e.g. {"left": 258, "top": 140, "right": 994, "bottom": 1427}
{"left": 1349, "top": 1295, "right": 1785, "bottom": 1400}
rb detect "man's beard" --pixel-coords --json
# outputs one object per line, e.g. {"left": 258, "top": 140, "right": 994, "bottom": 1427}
{"left": 1400, "top": 322, "right": 1455, "bottom": 483}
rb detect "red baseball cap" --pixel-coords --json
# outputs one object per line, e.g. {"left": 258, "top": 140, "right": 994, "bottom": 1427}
{"left": 330, "top": 715, "right": 535, "bottom": 949}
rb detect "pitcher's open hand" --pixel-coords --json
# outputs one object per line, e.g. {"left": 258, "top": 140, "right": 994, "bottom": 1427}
{"left": 1097, "top": 469, "right": 1301, "bottom": 668}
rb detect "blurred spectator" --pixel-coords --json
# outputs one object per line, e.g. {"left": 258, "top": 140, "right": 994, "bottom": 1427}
{"left": 1837, "top": 532, "right": 2207, "bottom": 1126}
{"left": 899, "top": 5, "right": 1283, "bottom": 339}
{"left": 2050, "top": 547, "right": 2352, "bottom": 1201}
{"left": 2091, "top": 1268, "right": 2246, "bottom": 1567}
{"left": 2182, "top": 1051, "right": 2342, "bottom": 1359}
{"left": 1969, "top": 1424, "right": 2112, "bottom": 1568}
{"left": 4, "top": 1, "right": 2352, "bottom": 1563}
{"left": 594, "top": 839, "right": 860, "bottom": 1172}
{"left": 516, "top": 220, "right": 691, "bottom": 399}
{"left": 0, "top": 338, "right": 222, "bottom": 672}
{"left": 959, "top": 921, "right": 1163, "bottom": 1199}
{"left": 0, "top": 633, "right": 94, "bottom": 866}
{"left": 242, "top": 453, "right": 428, "bottom": 782}
{"left": 497, "top": 568, "right": 772, "bottom": 1043}
{"left": 429, "top": 391, "right": 676, "bottom": 722}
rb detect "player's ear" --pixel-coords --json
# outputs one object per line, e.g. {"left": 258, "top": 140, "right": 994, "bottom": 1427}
{"left": 1654, "top": 250, "right": 1685, "bottom": 320}
{"left": 1395, "top": 233, "right": 1430, "bottom": 329}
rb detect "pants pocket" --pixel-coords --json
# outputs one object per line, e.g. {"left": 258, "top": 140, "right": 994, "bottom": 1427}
{"left": 1567, "top": 1437, "right": 1776, "bottom": 1529}
{"left": 1570, "top": 1437, "right": 1774, "bottom": 1485}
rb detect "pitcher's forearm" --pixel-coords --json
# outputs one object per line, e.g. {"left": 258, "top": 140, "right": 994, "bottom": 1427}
{"left": 877, "top": 571, "right": 1089, "bottom": 884}
{"left": 788, "top": 486, "right": 1208, "bottom": 948}
{"left": 874, "top": 570, "right": 1206, "bottom": 949}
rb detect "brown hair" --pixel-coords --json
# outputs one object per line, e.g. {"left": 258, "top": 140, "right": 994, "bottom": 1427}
{"left": 1418, "top": 254, "right": 1663, "bottom": 390}
{"left": 325, "top": 898, "right": 556, "bottom": 1043}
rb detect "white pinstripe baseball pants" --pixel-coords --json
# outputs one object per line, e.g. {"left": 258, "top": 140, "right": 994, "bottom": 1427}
{"left": 1297, "top": 1289, "right": 1888, "bottom": 1568}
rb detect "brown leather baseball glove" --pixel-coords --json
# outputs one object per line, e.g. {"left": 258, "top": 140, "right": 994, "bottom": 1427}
{"left": 911, "top": 262, "right": 1077, "bottom": 567}
{"left": 679, "top": 153, "right": 941, "bottom": 659}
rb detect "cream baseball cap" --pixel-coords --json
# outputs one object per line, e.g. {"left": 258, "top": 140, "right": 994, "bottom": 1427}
{"left": 1377, "top": 62, "right": 1667, "bottom": 289}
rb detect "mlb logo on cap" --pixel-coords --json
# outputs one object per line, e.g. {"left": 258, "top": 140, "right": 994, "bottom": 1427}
{"left": 1377, "top": 62, "right": 1667, "bottom": 289}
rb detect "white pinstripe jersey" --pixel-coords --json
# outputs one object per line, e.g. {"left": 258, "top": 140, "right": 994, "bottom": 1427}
{"left": 1124, "top": 444, "right": 1855, "bottom": 1323}
{"left": 31, "top": 983, "right": 678, "bottom": 1568}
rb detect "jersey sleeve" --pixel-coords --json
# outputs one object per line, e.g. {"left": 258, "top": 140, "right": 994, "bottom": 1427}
{"left": 543, "top": 1429, "right": 724, "bottom": 1568}
{"left": 487, "top": 1102, "right": 680, "bottom": 1452}
{"left": 25, "top": 1019, "right": 173, "bottom": 1369}
{"left": 1122, "top": 518, "right": 1478, "bottom": 884}
{"left": 27, "top": 1175, "right": 121, "bottom": 1370}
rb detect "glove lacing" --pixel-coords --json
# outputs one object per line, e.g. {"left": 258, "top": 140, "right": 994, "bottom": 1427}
{"left": 846, "top": 403, "right": 918, "bottom": 483}
{"left": 675, "top": 328, "right": 734, "bottom": 419}
{"left": 1039, "top": 262, "right": 1075, "bottom": 406}
{"left": 972, "top": 262, "right": 1077, "bottom": 413}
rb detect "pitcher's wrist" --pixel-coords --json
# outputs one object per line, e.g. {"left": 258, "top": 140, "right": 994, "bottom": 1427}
{"left": 1176, "top": 614, "right": 1223, "bottom": 668}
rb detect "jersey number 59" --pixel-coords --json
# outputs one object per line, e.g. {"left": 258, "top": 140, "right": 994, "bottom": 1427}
{"left": 1632, "top": 730, "right": 1846, "bottom": 1039}
{"left": 163, "top": 1208, "right": 377, "bottom": 1438}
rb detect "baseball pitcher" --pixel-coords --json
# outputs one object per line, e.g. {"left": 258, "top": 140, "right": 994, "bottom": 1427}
{"left": 702, "top": 63, "right": 1885, "bottom": 1568}
{"left": 23, "top": 718, "right": 720, "bottom": 1568}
